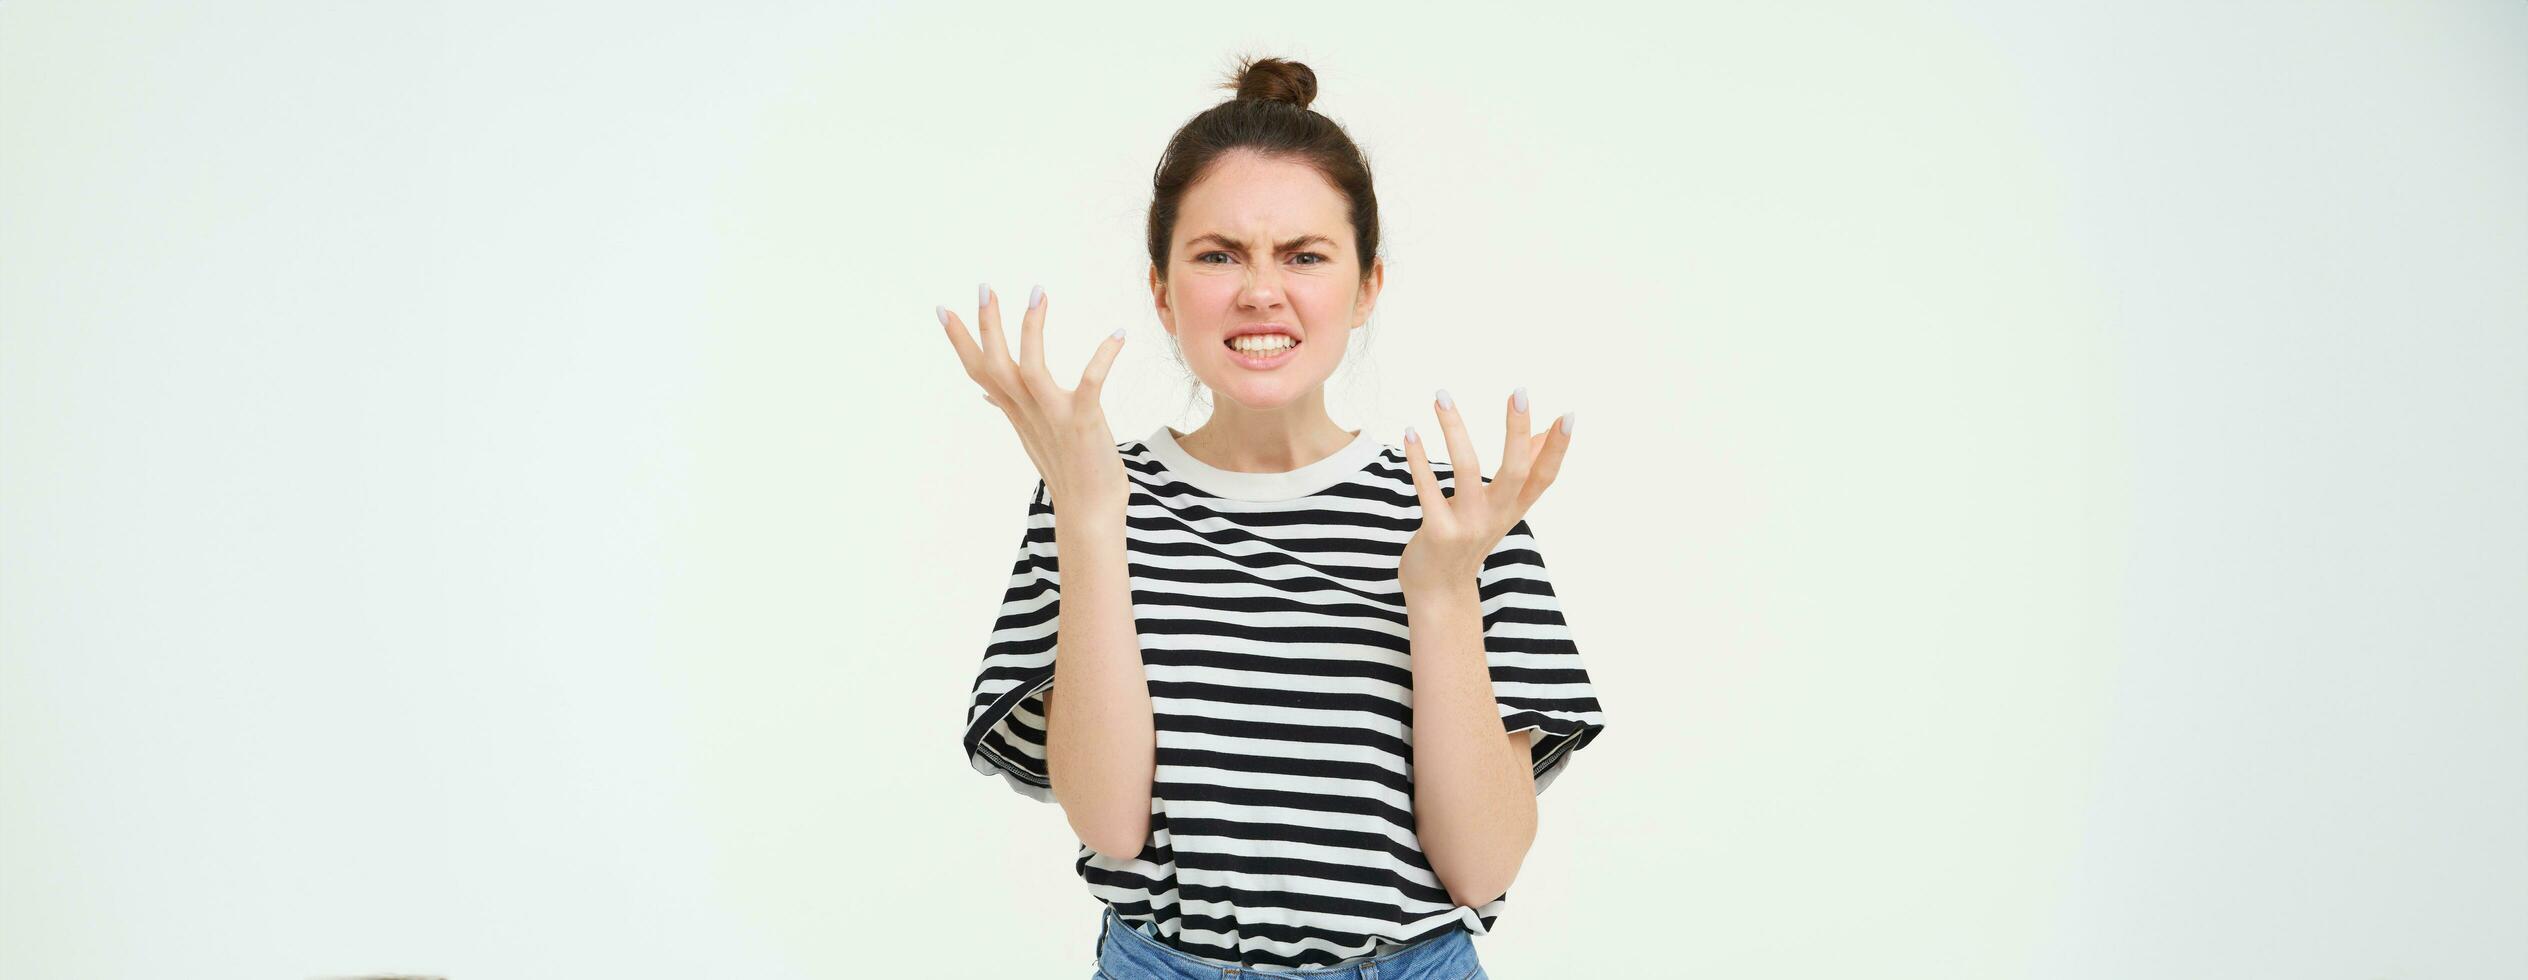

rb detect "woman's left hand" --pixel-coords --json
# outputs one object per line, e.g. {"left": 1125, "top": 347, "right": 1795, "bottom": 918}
{"left": 1398, "top": 387, "right": 1575, "bottom": 593}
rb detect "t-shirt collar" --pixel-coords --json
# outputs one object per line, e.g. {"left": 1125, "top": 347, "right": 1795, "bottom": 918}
{"left": 1142, "top": 424, "right": 1385, "bottom": 501}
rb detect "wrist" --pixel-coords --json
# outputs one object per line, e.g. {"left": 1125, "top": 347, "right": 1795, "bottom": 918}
{"left": 1399, "top": 572, "right": 1482, "bottom": 604}
{"left": 1054, "top": 510, "right": 1127, "bottom": 536}
{"left": 1045, "top": 478, "right": 1127, "bottom": 514}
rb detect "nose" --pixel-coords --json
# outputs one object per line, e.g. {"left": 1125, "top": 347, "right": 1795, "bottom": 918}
{"left": 1238, "top": 267, "right": 1285, "bottom": 309}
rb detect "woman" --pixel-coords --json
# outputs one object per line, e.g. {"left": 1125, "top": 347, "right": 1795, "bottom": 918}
{"left": 941, "top": 56, "right": 1608, "bottom": 978}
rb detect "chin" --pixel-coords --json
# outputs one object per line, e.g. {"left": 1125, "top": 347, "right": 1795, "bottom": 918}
{"left": 1209, "top": 386, "right": 1304, "bottom": 411}
{"left": 1205, "top": 368, "right": 1328, "bottom": 410}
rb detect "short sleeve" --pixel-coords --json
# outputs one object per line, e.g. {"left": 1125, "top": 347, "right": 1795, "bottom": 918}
{"left": 961, "top": 478, "right": 1063, "bottom": 803}
{"left": 1479, "top": 517, "right": 1609, "bottom": 796}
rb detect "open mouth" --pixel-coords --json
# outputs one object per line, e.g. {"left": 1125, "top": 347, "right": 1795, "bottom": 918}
{"left": 1224, "top": 335, "right": 1301, "bottom": 368}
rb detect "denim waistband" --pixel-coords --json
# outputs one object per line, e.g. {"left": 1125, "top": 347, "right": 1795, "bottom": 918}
{"left": 1093, "top": 905, "right": 1483, "bottom": 978}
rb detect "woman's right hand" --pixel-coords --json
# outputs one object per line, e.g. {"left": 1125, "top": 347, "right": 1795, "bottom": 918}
{"left": 938, "top": 283, "right": 1131, "bottom": 513}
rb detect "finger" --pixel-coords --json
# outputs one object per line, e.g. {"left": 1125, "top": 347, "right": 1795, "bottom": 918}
{"left": 942, "top": 304, "right": 1017, "bottom": 403}
{"left": 1017, "top": 284, "right": 1056, "bottom": 400}
{"left": 939, "top": 304, "right": 983, "bottom": 374}
{"left": 1078, "top": 326, "right": 1128, "bottom": 396}
{"left": 1432, "top": 388, "right": 1484, "bottom": 502}
{"left": 975, "top": 281, "right": 1011, "bottom": 369}
{"left": 1401, "top": 425, "right": 1448, "bottom": 518}
{"left": 971, "top": 282, "right": 1029, "bottom": 402}
{"left": 1515, "top": 412, "right": 1575, "bottom": 515}
{"left": 1018, "top": 285, "right": 1044, "bottom": 371}
{"left": 1497, "top": 386, "right": 1535, "bottom": 488}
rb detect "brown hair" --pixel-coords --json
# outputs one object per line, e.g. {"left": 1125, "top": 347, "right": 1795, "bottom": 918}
{"left": 1145, "top": 56, "right": 1382, "bottom": 287}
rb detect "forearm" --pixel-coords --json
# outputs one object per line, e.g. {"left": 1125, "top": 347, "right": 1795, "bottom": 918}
{"left": 1044, "top": 510, "right": 1156, "bottom": 858}
{"left": 1405, "top": 576, "right": 1539, "bottom": 908}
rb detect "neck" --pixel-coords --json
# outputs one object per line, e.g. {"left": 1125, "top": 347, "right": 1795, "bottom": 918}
{"left": 1175, "top": 395, "right": 1356, "bottom": 473}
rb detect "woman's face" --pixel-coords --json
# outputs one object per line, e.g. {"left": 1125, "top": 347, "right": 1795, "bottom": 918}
{"left": 1151, "top": 150, "right": 1382, "bottom": 412}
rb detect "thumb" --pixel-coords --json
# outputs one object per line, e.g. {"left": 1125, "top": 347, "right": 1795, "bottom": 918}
{"left": 1077, "top": 327, "right": 1128, "bottom": 395}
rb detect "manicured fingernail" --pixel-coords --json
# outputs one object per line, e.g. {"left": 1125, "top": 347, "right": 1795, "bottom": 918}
{"left": 1434, "top": 388, "right": 1453, "bottom": 411}
{"left": 1403, "top": 426, "right": 1419, "bottom": 444}
{"left": 978, "top": 282, "right": 989, "bottom": 306}
{"left": 1110, "top": 326, "right": 1126, "bottom": 340}
{"left": 1559, "top": 412, "right": 1576, "bottom": 435}
{"left": 1512, "top": 386, "right": 1529, "bottom": 413}
{"left": 936, "top": 305, "right": 950, "bottom": 326}
{"left": 1029, "top": 284, "right": 1044, "bottom": 309}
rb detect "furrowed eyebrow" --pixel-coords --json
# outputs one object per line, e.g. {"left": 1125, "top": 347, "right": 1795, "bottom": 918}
{"left": 1184, "top": 232, "right": 1337, "bottom": 253}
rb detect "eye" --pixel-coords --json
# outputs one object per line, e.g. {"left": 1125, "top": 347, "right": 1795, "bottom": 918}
{"left": 1195, "top": 250, "right": 1328, "bottom": 265}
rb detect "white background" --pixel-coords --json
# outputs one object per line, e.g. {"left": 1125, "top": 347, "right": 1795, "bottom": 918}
{"left": 4, "top": 2, "right": 2523, "bottom": 977}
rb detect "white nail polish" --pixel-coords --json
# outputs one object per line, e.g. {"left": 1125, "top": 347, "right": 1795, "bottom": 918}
{"left": 1403, "top": 426, "right": 1419, "bottom": 444}
{"left": 1110, "top": 326, "right": 1126, "bottom": 340}
{"left": 1435, "top": 388, "right": 1453, "bottom": 411}
{"left": 936, "top": 305, "right": 950, "bottom": 326}
{"left": 1512, "top": 386, "right": 1529, "bottom": 413}
{"left": 1029, "top": 284, "right": 1043, "bottom": 309}
{"left": 1559, "top": 412, "right": 1575, "bottom": 435}
{"left": 978, "top": 283, "right": 989, "bottom": 306}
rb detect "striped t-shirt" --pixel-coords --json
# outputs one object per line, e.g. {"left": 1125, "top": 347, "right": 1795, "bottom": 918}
{"left": 961, "top": 423, "right": 1609, "bottom": 971}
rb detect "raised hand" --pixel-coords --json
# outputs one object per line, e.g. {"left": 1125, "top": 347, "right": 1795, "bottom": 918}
{"left": 1397, "top": 386, "right": 1574, "bottom": 592}
{"left": 938, "top": 283, "right": 1133, "bottom": 512}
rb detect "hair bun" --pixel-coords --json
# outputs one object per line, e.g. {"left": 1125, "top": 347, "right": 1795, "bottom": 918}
{"left": 1225, "top": 56, "right": 1317, "bottom": 110}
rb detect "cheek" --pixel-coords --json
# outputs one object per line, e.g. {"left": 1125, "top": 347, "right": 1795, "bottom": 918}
{"left": 1178, "top": 276, "right": 1242, "bottom": 304}
{"left": 1290, "top": 283, "right": 1354, "bottom": 323}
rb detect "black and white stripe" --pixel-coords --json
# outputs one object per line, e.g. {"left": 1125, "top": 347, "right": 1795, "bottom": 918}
{"left": 961, "top": 425, "right": 1608, "bottom": 971}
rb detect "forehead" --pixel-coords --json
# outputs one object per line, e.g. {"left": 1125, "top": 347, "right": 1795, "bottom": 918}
{"left": 1176, "top": 152, "right": 1352, "bottom": 244}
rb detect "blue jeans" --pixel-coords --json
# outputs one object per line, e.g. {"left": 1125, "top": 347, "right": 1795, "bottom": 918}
{"left": 1092, "top": 906, "right": 1490, "bottom": 979}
